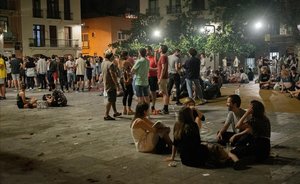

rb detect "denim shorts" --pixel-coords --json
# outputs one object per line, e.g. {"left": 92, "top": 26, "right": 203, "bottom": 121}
{"left": 135, "top": 85, "right": 149, "bottom": 97}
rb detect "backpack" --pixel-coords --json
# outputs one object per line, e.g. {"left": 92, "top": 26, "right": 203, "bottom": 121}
{"left": 52, "top": 90, "right": 67, "bottom": 107}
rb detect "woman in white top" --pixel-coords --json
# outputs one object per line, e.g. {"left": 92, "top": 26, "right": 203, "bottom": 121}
{"left": 130, "top": 103, "right": 172, "bottom": 153}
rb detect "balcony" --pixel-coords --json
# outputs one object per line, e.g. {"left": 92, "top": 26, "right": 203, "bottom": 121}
{"left": 29, "top": 38, "right": 79, "bottom": 48}
{"left": 146, "top": 8, "right": 160, "bottom": 16}
{"left": 33, "top": 9, "right": 43, "bottom": 18}
{"left": 47, "top": 11, "right": 61, "bottom": 19}
{"left": 166, "top": 5, "right": 182, "bottom": 14}
{"left": 82, "top": 41, "right": 89, "bottom": 49}
{"left": 64, "top": 12, "right": 73, "bottom": 20}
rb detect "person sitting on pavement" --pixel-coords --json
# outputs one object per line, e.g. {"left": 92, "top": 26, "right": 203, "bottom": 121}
{"left": 279, "top": 69, "right": 293, "bottom": 93}
{"left": 247, "top": 68, "right": 254, "bottom": 81}
{"left": 17, "top": 83, "right": 37, "bottom": 109}
{"left": 288, "top": 89, "right": 300, "bottom": 100}
{"left": 239, "top": 69, "right": 249, "bottom": 84}
{"left": 233, "top": 100, "right": 271, "bottom": 162}
{"left": 258, "top": 66, "right": 271, "bottom": 89}
{"left": 203, "top": 76, "right": 221, "bottom": 99}
{"left": 42, "top": 84, "right": 67, "bottom": 107}
{"left": 217, "top": 94, "right": 248, "bottom": 146}
{"left": 130, "top": 103, "right": 172, "bottom": 153}
{"left": 182, "top": 97, "right": 205, "bottom": 129}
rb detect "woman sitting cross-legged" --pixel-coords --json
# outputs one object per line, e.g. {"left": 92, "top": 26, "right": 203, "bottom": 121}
{"left": 17, "top": 83, "right": 37, "bottom": 109}
{"left": 130, "top": 103, "right": 172, "bottom": 153}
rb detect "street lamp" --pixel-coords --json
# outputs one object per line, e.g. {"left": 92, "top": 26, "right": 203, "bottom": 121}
{"left": 153, "top": 29, "right": 161, "bottom": 38}
{"left": 199, "top": 25, "right": 216, "bottom": 34}
{"left": 254, "top": 21, "right": 263, "bottom": 30}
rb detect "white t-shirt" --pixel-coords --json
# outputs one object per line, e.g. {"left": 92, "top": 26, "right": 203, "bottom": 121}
{"left": 225, "top": 109, "right": 246, "bottom": 133}
{"left": 66, "top": 60, "right": 75, "bottom": 73}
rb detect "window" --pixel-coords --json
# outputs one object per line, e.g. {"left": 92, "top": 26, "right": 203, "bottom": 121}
{"left": 49, "top": 25, "right": 57, "bottom": 47}
{"left": 47, "top": 0, "right": 60, "bottom": 19}
{"left": 191, "top": 0, "right": 205, "bottom": 11}
{"left": 32, "top": 0, "right": 42, "bottom": 18}
{"left": 117, "top": 31, "right": 128, "bottom": 40}
{"left": 167, "top": 0, "right": 181, "bottom": 14}
{"left": 64, "top": 27, "right": 72, "bottom": 47}
{"left": 0, "top": 0, "right": 8, "bottom": 9}
{"left": 0, "top": 16, "right": 8, "bottom": 33}
{"left": 64, "top": 0, "right": 72, "bottom": 20}
{"left": 33, "top": 25, "right": 45, "bottom": 47}
{"left": 147, "top": 0, "right": 159, "bottom": 15}
{"left": 82, "top": 33, "right": 89, "bottom": 48}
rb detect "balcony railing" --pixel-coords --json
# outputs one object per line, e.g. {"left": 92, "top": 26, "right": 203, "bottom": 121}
{"left": 29, "top": 38, "right": 79, "bottom": 48}
{"left": 47, "top": 11, "right": 61, "bottom": 19}
{"left": 33, "top": 9, "right": 43, "bottom": 18}
{"left": 146, "top": 8, "right": 160, "bottom": 16}
{"left": 64, "top": 12, "right": 73, "bottom": 20}
{"left": 166, "top": 5, "right": 182, "bottom": 14}
{"left": 82, "top": 41, "right": 89, "bottom": 49}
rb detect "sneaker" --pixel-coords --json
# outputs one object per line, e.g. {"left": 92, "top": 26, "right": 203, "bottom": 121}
{"left": 104, "top": 115, "right": 115, "bottom": 121}
{"left": 176, "top": 102, "right": 183, "bottom": 106}
{"left": 113, "top": 112, "right": 122, "bottom": 117}
{"left": 161, "top": 109, "right": 169, "bottom": 114}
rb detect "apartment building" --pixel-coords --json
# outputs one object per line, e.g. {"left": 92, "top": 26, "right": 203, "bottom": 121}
{"left": 0, "top": 0, "right": 82, "bottom": 57}
{"left": 81, "top": 16, "right": 132, "bottom": 57}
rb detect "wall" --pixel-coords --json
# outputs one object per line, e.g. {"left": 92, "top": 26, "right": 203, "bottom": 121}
{"left": 82, "top": 16, "right": 132, "bottom": 57}
{"left": 20, "top": 0, "right": 82, "bottom": 57}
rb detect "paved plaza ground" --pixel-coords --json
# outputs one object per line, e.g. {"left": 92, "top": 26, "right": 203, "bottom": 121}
{"left": 0, "top": 83, "right": 300, "bottom": 184}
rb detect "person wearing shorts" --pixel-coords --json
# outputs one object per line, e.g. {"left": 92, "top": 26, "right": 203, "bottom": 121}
{"left": 157, "top": 44, "right": 169, "bottom": 114}
{"left": 147, "top": 46, "right": 159, "bottom": 112}
{"left": 132, "top": 48, "right": 150, "bottom": 104}
{"left": 101, "top": 50, "right": 121, "bottom": 120}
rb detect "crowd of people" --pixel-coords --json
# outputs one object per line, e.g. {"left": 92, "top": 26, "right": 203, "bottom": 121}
{"left": 1, "top": 46, "right": 297, "bottom": 170}
{"left": 256, "top": 55, "right": 300, "bottom": 99}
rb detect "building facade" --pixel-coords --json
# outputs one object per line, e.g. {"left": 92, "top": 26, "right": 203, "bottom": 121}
{"left": 0, "top": 0, "right": 82, "bottom": 58}
{"left": 81, "top": 16, "right": 132, "bottom": 57}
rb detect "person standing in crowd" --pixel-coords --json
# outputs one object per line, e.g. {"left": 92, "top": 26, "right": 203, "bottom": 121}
{"left": 216, "top": 94, "right": 247, "bottom": 146}
{"left": 146, "top": 46, "right": 159, "bottom": 114}
{"left": 10, "top": 54, "right": 21, "bottom": 91}
{"left": 58, "top": 57, "right": 68, "bottom": 92}
{"left": 119, "top": 51, "right": 134, "bottom": 115}
{"left": 75, "top": 53, "right": 86, "bottom": 92}
{"left": 157, "top": 44, "right": 170, "bottom": 114}
{"left": 85, "top": 56, "right": 93, "bottom": 91}
{"left": 65, "top": 55, "right": 76, "bottom": 91}
{"left": 5, "top": 56, "right": 12, "bottom": 88}
{"left": 36, "top": 55, "right": 47, "bottom": 90}
{"left": 48, "top": 55, "right": 57, "bottom": 91}
{"left": 0, "top": 54, "right": 6, "bottom": 99}
{"left": 101, "top": 50, "right": 121, "bottom": 120}
{"left": 167, "top": 49, "right": 182, "bottom": 105}
{"left": 25, "top": 57, "right": 36, "bottom": 90}
{"left": 132, "top": 48, "right": 150, "bottom": 104}
{"left": 183, "top": 48, "right": 206, "bottom": 104}
{"left": 233, "top": 56, "right": 240, "bottom": 72}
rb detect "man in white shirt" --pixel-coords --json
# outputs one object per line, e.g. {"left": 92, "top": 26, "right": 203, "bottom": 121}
{"left": 36, "top": 55, "right": 47, "bottom": 89}
{"left": 217, "top": 95, "right": 248, "bottom": 146}
{"left": 65, "top": 55, "right": 76, "bottom": 91}
{"left": 75, "top": 54, "right": 86, "bottom": 92}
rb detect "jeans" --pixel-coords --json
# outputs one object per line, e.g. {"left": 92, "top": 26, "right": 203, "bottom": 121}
{"left": 67, "top": 72, "right": 76, "bottom": 89}
{"left": 185, "top": 78, "right": 204, "bottom": 99}
{"left": 38, "top": 74, "right": 47, "bottom": 89}
{"left": 167, "top": 73, "right": 181, "bottom": 102}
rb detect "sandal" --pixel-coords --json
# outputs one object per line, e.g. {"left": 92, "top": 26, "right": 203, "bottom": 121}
{"left": 127, "top": 110, "right": 134, "bottom": 115}
{"left": 104, "top": 115, "right": 115, "bottom": 120}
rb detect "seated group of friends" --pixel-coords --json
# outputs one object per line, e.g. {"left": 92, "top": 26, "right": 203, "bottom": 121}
{"left": 130, "top": 95, "right": 271, "bottom": 170}
{"left": 17, "top": 83, "right": 67, "bottom": 109}
{"left": 259, "top": 66, "right": 300, "bottom": 99}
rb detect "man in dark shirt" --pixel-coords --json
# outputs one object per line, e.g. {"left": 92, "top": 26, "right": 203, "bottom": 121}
{"left": 183, "top": 48, "right": 206, "bottom": 104}
{"left": 10, "top": 54, "right": 21, "bottom": 90}
{"left": 48, "top": 55, "right": 57, "bottom": 91}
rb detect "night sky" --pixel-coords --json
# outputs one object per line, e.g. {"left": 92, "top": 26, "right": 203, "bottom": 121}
{"left": 81, "top": 0, "right": 139, "bottom": 18}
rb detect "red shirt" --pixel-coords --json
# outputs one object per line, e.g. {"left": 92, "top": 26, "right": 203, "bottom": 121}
{"left": 157, "top": 54, "right": 168, "bottom": 79}
{"left": 147, "top": 56, "right": 157, "bottom": 77}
